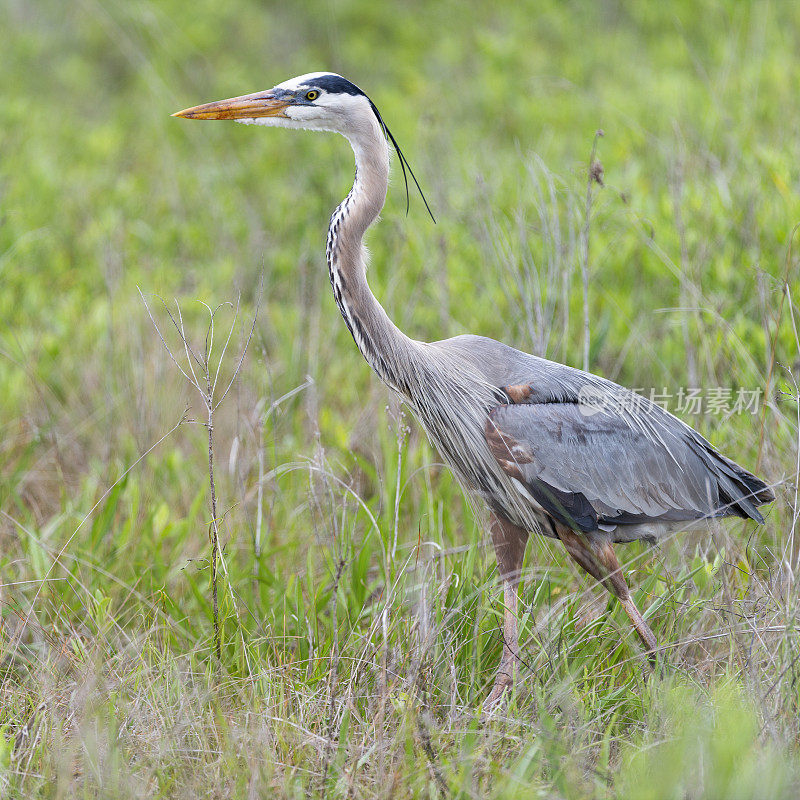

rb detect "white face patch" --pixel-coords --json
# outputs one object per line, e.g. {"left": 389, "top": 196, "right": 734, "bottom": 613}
{"left": 285, "top": 105, "right": 325, "bottom": 123}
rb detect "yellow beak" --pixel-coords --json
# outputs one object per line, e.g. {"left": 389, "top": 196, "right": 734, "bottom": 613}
{"left": 172, "top": 90, "right": 291, "bottom": 120}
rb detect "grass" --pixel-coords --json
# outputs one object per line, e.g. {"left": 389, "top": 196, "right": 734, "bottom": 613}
{"left": 1, "top": 0, "right": 800, "bottom": 796}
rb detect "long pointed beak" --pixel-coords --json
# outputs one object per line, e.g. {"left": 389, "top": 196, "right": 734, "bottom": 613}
{"left": 172, "top": 90, "right": 291, "bottom": 120}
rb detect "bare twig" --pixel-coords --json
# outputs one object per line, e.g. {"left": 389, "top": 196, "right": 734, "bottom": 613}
{"left": 391, "top": 408, "right": 410, "bottom": 562}
{"left": 139, "top": 286, "right": 261, "bottom": 666}
{"left": 206, "top": 362, "right": 221, "bottom": 661}
{"left": 319, "top": 556, "right": 347, "bottom": 798}
{"left": 668, "top": 129, "right": 699, "bottom": 388}
{"left": 581, "top": 130, "right": 604, "bottom": 371}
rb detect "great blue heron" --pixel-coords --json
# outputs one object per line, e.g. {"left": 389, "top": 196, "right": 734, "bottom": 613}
{"left": 174, "top": 73, "right": 774, "bottom": 706}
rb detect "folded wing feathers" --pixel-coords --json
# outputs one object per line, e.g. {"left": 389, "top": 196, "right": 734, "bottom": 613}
{"left": 488, "top": 385, "right": 772, "bottom": 531}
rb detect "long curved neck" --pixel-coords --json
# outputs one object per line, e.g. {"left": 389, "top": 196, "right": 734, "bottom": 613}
{"left": 327, "top": 115, "right": 419, "bottom": 394}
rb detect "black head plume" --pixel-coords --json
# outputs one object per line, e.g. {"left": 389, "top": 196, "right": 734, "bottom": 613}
{"left": 300, "top": 74, "right": 435, "bottom": 223}
{"left": 368, "top": 99, "right": 436, "bottom": 224}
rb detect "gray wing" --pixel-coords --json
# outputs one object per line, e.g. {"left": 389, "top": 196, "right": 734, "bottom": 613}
{"left": 486, "top": 401, "right": 723, "bottom": 532}
{"left": 435, "top": 335, "right": 773, "bottom": 533}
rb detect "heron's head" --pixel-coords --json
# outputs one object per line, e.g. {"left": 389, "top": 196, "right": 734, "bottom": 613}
{"left": 173, "top": 72, "right": 434, "bottom": 220}
{"left": 173, "top": 72, "right": 379, "bottom": 135}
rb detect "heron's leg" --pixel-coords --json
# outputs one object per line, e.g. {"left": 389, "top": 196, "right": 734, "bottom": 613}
{"left": 484, "top": 513, "right": 529, "bottom": 708}
{"left": 556, "top": 526, "right": 657, "bottom": 657}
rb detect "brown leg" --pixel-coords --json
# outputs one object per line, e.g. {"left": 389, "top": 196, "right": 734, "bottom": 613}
{"left": 556, "top": 525, "right": 657, "bottom": 657}
{"left": 484, "top": 513, "right": 529, "bottom": 709}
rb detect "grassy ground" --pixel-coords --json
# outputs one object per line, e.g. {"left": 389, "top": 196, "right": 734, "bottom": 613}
{"left": 2, "top": 0, "right": 800, "bottom": 796}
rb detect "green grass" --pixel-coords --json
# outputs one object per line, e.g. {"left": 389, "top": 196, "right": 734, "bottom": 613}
{"left": 1, "top": 0, "right": 800, "bottom": 796}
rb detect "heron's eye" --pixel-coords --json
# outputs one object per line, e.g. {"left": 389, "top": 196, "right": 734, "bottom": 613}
{"left": 305, "top": 90, "right": 319, "bottom": 101}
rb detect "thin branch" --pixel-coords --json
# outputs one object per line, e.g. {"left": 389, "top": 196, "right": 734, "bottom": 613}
{"left": 213, "top": 294, "right": 240, "bottom": 396}
{"left": 215, "top": 278, "right": 263, "bottom": 410}
{"left": 174, "top": 299, "right": 203, "bottom": 387}
{"left": 137, "top": 288, "right": 194, "bottom": 386}
{"left": 580, "top": 129, "right": 604, "bottom": 371}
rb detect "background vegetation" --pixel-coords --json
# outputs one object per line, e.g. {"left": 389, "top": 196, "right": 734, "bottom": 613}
{"left": 2, "top": 0, "right": 799, "bottom": 796}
